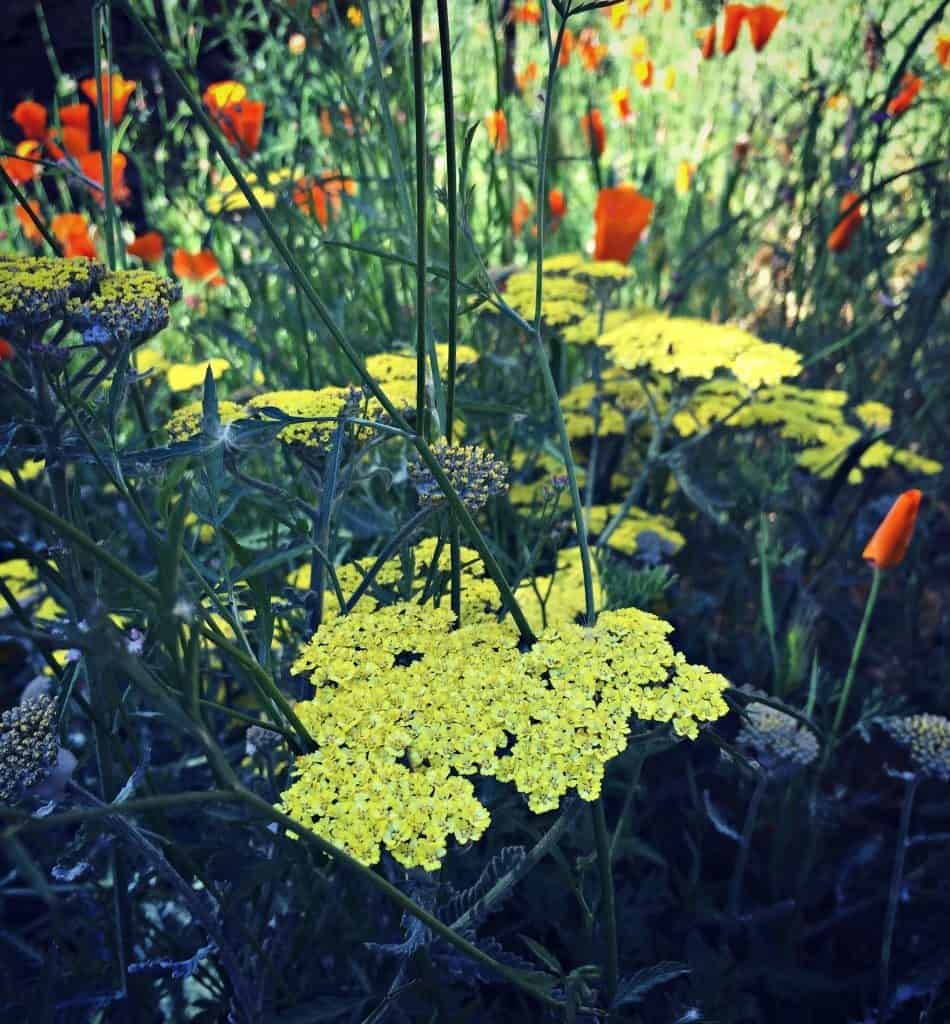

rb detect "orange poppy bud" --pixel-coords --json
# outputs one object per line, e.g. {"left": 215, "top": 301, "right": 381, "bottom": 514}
{"left": 634, "top": 59, "right": 654, "bottom": 87}
{"left": 12, "top": 100, "right": 47, "bottom": 141}
{"left": 745, "top": 5, "right": 785, "bottom": 51}
{"left": 937, "top": 34, "right": 950, "bottom": 68}
{"left": 127, "top": 231, "right": 165, "bottom": 263}
{"left": 721, "top": 4, "right": 748, "bottom": 55}
{"left": 886, "top": 73, "right": 923, "bottom": 118}
{"left": 827, "top": 191, "right": 863, "bottom": 252}
{"left": 288, "top": 33, "right": 307, "bottom": 55}
{"left": 696, "top": 24, "right": 717, "bottom": 60}
{"left": 578, "top": 28, "right": 608, "bottom": 72}
{"left": 611, "top": 87, "right": 633, "bottom": 123}
{"left": 511, "top": 2, "right": 541, "bottom": 24}
{"left": 292, "top": 178, "right": 330, "bottom": 228}
{"left": 0, "top": 338, "right": 14, "bottom": 361}
{"left": 548, "top": 187, "right": 567, "bottom": 219}
{"left": 173, "top": 248, "right": 225, "bottom": 286}
{"left": 559, "top": 28, "right": 575, "bottom": 67}
{"left": 76, "top": 151, "right": 130, "bottom": 206}
{"left": 80, "top": 72, "right": 137, "bottom": 126}
{"left": 14, "top": 200, "right": 44, "bottom": 245}
{"left": 581, "top": 108, "right": 606, "bottom": 157}
{"left": 2, "top": 140, "right": 42, "bottom": 184}
{"left": 862, "top": 489, "right": 922, "bottom": 570}
{"left": 593, "top": 183, "right": 654, "bottom": 263}
{"left": 511, "top": 196, "right": 532, "bottom": 239}
{"left": 516, "top": 61, "right": 539, "bottom": 93}
{"left": 485, "top": 109, "right": 509, "bottom": 153}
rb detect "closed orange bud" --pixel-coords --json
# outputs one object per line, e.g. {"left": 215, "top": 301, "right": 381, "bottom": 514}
{"left": 581, "top": 108, "right": 606, "bottom": 157}
{"left": 696, "top": 24, "right": 717, "bottom": 60}
{"left": 745, "top": 5, "right": 784, "bottom": 51}
{"left": 886, "top": 73, "right": 922, "bottom": 118}
{"left": 721, "top": 4, "right": 748, "bottom": 55}
{"left": 485, "top": 109, "right": 509, "bottom": 153}
{"left": 862, "top": 490, "right": 922, "bottom": 570}
{"left": 548, "top": 187, "right": 567, "bottom": 219}
{"left": 512, "top": 196, "right": 532, "bottom": 239}
{"left": 0, "top": 338, "right": 14, "bottom": 361}
{"left": 827, "top": 192, "right": 863, "bottom": 252}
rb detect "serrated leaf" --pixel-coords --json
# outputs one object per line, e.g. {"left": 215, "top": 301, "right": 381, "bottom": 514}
{"left": 519, "top": 934, "right": 563, "bottom": 975}
{"left": 612, "top": 961, "right": 690, "bottom": 1008}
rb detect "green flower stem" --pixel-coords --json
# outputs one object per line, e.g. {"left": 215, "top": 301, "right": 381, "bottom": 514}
{"left": 344, "top": 507, "right": 434, "bottom": 613}
{"left": 878, "top": 773, "right": 920, "bottom": 1023}
{"left": 91, "top": 0, "right": 118, "bottom": 269}
{"left": 436, "top": 0, "right": 462, "bottom": 621}
{"left": 592, "top": 797, "right": 619, "bottom": 1007}
{"left": 410, "top": 0, "right": 430, "bottom": 440}
{"left": 239, "top": 790, "right": 567, "bottom": 1012}
{"left": 530, "top": 2, "right": 596, "bottom": 627}
{"left": 0, "top": 162, "right": 63, "bottom": 255}
{"left": 727, "top": 772, "right": 768, "bottom": 917}
{"left": 117, "top": 0, "right": 535, "bottom": 642}
{"left": 830, "top": 567, "right": 882, "bottom": 742}
{"left": 0, "top": 478, "right": 314, "bottom": 752}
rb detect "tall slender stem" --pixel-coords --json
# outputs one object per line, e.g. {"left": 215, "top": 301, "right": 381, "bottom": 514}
{"left": 592, "top": 798, "right": 618, "bottom": 1007}
{"left": 878, "top": 773, "right": 919, "bottom": 1023}
{"left": 92, "top": 0, "right": 118, "bottom": 269}
{"left": 830, "top": 567, "right": 882, "bottom": 741}
{"left": 411, "top": 0, "right": 429, "bottom": 440}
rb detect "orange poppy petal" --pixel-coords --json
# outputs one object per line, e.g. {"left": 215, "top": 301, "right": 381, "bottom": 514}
{"left": 862, "top": 490, "right": 922, "bottom": 569}
{"left": 593, "top": 184, "right": 654, "bottom": 263}
{"left": 12, "top": 100, "right": 48, "bottom": 141}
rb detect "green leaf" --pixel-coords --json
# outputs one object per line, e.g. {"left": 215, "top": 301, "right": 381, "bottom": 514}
{"left": 612, "top": 962, "right": 690, "bottom": 1008}
{"left": 519, "top": 934, "right": 563, "bottom": 976}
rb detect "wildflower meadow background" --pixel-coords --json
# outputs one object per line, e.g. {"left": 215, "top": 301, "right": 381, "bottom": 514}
{"left": 0, "top": 0, "right": 948, "bottom": 1021}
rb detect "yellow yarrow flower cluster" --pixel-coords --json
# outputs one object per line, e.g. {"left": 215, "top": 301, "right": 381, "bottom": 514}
{"left": 364, "top": 343, "right": 478, "bottom": 384}
{"left": 584, "top": 504, "right": 685, "bottom": 557}
{"left": 283, "top": 598, "right": 729, "bottom": 868}
{"left": 165, "top": 400, "right": 245, "bottom": 443}
{"left": 0, "top": 254, "right": 105, "bottom": 331}
{"left": 499, "top": 270, "right": 590, "bottom": 327}
{"left": 66, "top": 270, "right": 180, "bottom": 345}
{"left": 206, "top": 168, "right": 294, "bottom": 215}
{"left": 245, "top": 387, "right": 360, "bottom": 447}
{"left": 0, "top": 459, "right": 45, "bottom": 488}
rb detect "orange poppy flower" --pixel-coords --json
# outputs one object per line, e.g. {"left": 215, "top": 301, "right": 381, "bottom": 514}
{"left": 60, "top": 104, "right": 92, "bottom": 157}
{"left": 581, "top": 109, "right": 606, "bottom": 157}
{"left": 15, "top": 200, "right": 44, "bottom": 245}
{"left": 288, "top": 33, "right": 307, "bottom": 55}
{"left": 609, "top": 2, "right": 630, "bottom": 29}
{"left": 76, "top": 151, "right": 130, "bottom": 205}
{"left": 827, "top": 192, "right": 863, "bottom": 253}
{"left": 512, "top": 196, "right": 532, "bottom": 239}
{"left": 127, "top": 231, "right": 165, "bottom": 263}
{"left": 12, "top": 100, "right": 47, "bottom": 141}
{"left": 292, "top": 178, "right": 330, "bottom": 228}
{"left": 486, "top": 109, "right": 509, "bottom": 153}
{"left": 511, "top": 2, "right": 541, "bottom": 23}
{"left": 593, "top": 184, "right": 654, "bottom": 263}
{"left": 212, "top": 100, "right": 265, "bottom": 155}
{"left": 634, "top": 59, "right": 654, "bottom": 87}
{"left": 2, "top": 140, "right": 42, "bottom": 184}
{"left": 51, "top": 212, "right": 96, "bottom": 259}
{"left": 319, "top": 108, "right": 333, "bottom": 137}
{"left": 886, "top": 73, "right": 923, "bottom": 117}
{"left": 745, "top": 5, "right": 784, "bottom": 51}
{"left": 81, "top": 72, "right": 137, "bottom": 126}
{"left": 721, "top": 4, "right": 748, "bottom": 55}
{"left": 173, "top": 248, "right": 225, "bottom": 286}
{"left": 202, "top": 81, "right": 247, "bottom": 113}
{"left": 578, "top": 28, "right": 608, "bottom": 72}
{"left": 862, "top": 489, "right": 922, "bottom": 570}
{"left": 548, "top": 188, "right": 567, "bottom": 219}
{"left": 937, "top": 34, "right": 950, "bottom": 68}
{"left": 324, "top": 173, "right": 357, "bottom": 216}
{"left": 696, "top": 24, "right": 717, "bottom": 59}
{"left": 0, "top": 338, "right": 14, "bottom": 361}
{"left": 611, "top": 87, "right": 633, "bottom": 122}
{"left": 516, "top": 61, "right": 539, "bottom": 93}
{"left": 559, "top": 27, "right": 575, "bottom": 68}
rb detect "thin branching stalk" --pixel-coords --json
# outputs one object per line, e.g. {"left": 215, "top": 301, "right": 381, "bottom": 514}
{"left": 411, "top": 0, "right": 429, "bottom": 439}
{"left": 728, "top": 772, "right": 768, "bottom": 917}
{"left": 592, "top": 798, "right": 618, "bottom": 1007}
{"left": 91, "top": 0, "right": 118, "bottom": 268}
{"left": 829, "top": 567, "right": 882, "bottom": 742}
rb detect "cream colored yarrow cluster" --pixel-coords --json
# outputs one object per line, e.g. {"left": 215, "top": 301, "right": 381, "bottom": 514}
{"left": 882, "top": 715, "right": 950, "bottom": 781}
{"left": 736, "top": 690, "right": 819, "bottom": 769}
{"left": 282, "top": 599, "right": 729, "bottom": 868}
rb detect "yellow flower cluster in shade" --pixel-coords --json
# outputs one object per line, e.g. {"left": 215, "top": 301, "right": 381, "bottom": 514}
{"left": 0, "top": 255, "right": 105, "bottom": 331}
{"left": 672, "top": 380, "right": 941, "bottom": 484}
{"left": 584, "top": 504, "right": 685, "bottom": 556}
{"left": 0, "top": 458, "right": 45, "bottom": 488}
{"left": 283, "top": 597, "right": 729, "bottom": 869}
{"left": 66, "top": 270, "right": 180, "bottom": 345}
{"left": 0, "top": 558, "right": 65, "bottom": 622}
{"left": 498, "top": 270, "right": 591, "bottom": 326}
{"left": 206, "top": 168, "right": 295, "bottom": 215}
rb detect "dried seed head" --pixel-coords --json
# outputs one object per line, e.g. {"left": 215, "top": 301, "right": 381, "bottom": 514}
{"left": 881, "top": 715, "right": 950, "bottom": 781}
{"left": 409, "top": 442, "right": 509, "bottom": 512}
{"left": 0, "top": 695, "right": 59, "bottom": 804}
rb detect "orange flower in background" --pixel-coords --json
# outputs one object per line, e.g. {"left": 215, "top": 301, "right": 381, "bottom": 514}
{"left": 827, "top": 191, "right": 863, "bottom": 252}
{"left": 862, "top": 490, "right": 922, "bottom": 570}
{"left": 886, "top": 73, "right": 923, "bottom": 117}
{"left": 637, "top": 0, "right": 652, "bottom": 12}
{"left": 324, "top": 173, "right": 357, "bottom": 215}
{"left": 578, "top": 28, "right": 608, "bottom": 72}
{"left": 12, "top": 100, "right": 47, "bottom": 140}
{"left": 59, "top": 104, "right": 92, "bottom": 157}
{"left": 15, "top": 200, "right": 44, "bottom": 244}
{"left": 292, "top": 177, "right": 330, "bottom": 228}
{"left": 634, "top": 59, "right": 654, "bottom": 87}
{"left": 559, "top": 27, "right": 575, "bottom": 68}
{"left": 81, "top": 72, "right": 137, "bottom": 126}
{"left": 721, "top": 4, "right": 748, "bottom": 55}
{"left": 485, "top": 109, "right": 509, "bottom": 153}
{"left": 127, "top": 231, "right": 164, "bottom": 263}
{"left": 937, "top": 34, "right": 950, "bottom": 67}
{"left": 548, "top": 187, "right": 567, "bottom": 219}
{"left": 611, "top": 87, "right": 633, "bottom": 122}
{"left": 511, "top": 196, "right": 532, "bottom": 239}
{"left": 51, "top": 212, "right": 96, "bottom": 259}
{"left": 516, "top": 61, "right": 539, "bottom": 93}
{"left": 77, "top": 151, "right": 130, "bottom": 205}
{"left": 581, "top": 108, "right": 606, "bottom": 157}
{"left": 288, "top": 33, "right": 307, "bottom": 55}
{"left": 2, "top": 140, "right": 42, "bottom": 184}
{"left": 511, "top": 2, "right": 541, "bottom": 24}
{"left": 593, "top": 183, "right": 654, "bottom": 262}
{"left": 697, "top": 24, "right": 716, "bottom": 60}
{"left": 609, "top": 2, "right": 630, "bottom": 29}
{"left": 745, "top": 5, "right": 784, "bottom": 51}
{"left": 212, "top": 99, "right": 265, "bottom": 155}
{"left": 319, "top": 108, "right": 333, "bottom": 136}
{"left": 630, "top": 34, "right": 648, "bottom": 59}
{"left": 173, "top": 248, "right": 225, "bottom": 286}
{"left": 0, "top": 338, "right": 14, "bottom": 361}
